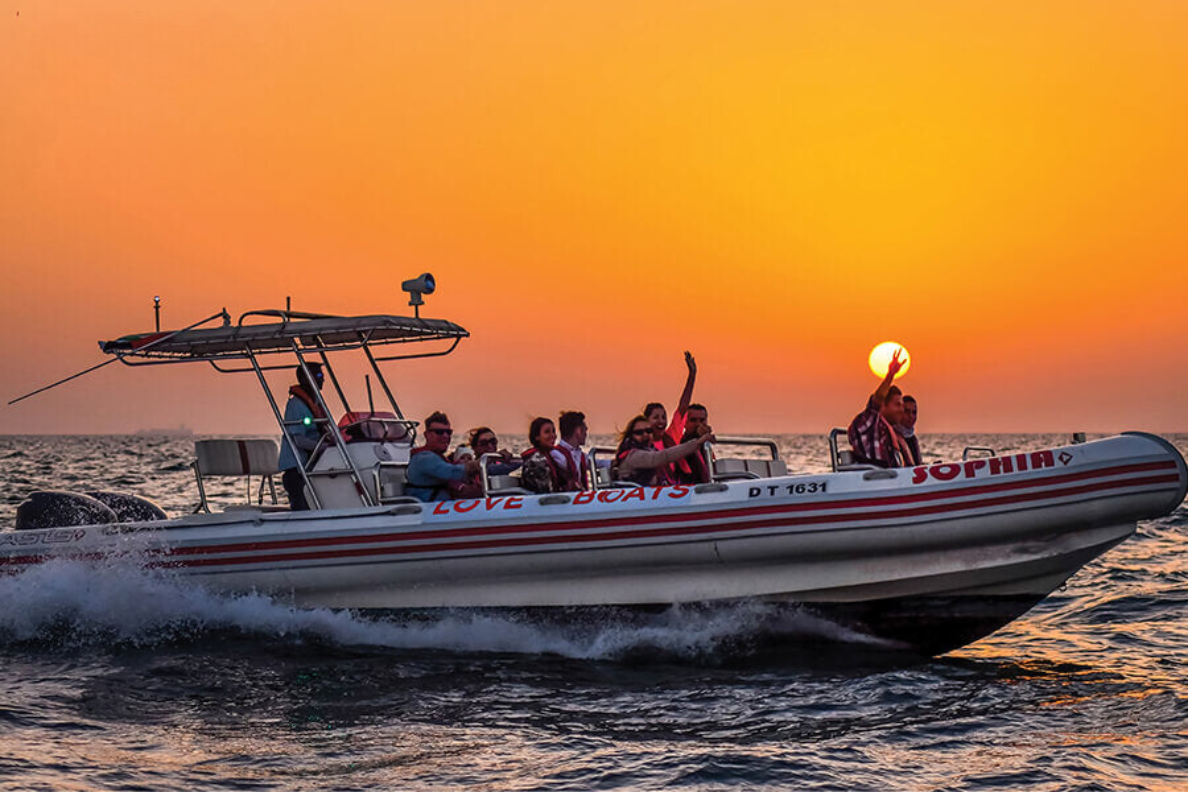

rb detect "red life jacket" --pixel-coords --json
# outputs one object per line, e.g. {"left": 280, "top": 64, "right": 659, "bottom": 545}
{"left": 554, "top": 444, "right": 587, "bottom": 489}
{"left": 521, "top": 446, "right": 566, "bottom": 491}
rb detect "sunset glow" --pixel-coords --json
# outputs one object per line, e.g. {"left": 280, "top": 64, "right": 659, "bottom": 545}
{"left": 868, "top": 343, "right": 911, "bottom": 381}
{"left": 2, "top": 2, "right": 1187, "bottom": 435}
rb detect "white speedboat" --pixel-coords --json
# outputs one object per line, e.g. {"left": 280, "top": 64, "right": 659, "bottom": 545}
{"left": 4, "top": 277, "right": 1185, "bottom": 655}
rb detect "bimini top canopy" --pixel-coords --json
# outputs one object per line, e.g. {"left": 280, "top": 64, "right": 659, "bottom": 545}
{"left": 99, "top": 310, "right": 469, "bottom": 365}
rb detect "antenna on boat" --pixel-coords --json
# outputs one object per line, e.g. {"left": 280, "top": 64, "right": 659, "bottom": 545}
{"left": 401, "top": 273, "right": 436, "bottom": 318}
{"left": 153, "top": 295, "right": 161, "bottom": 332}
{"left": 7, "top": 308, "right": 230, "bottom": 406}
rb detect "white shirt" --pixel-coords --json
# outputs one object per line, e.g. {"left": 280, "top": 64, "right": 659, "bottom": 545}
{"left": 551, "top": 439, "right": 588, "bottom": 481}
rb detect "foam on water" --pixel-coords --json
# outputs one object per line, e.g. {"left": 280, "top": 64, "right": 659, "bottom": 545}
{"left": 0, "top": 557, "right": 883, "bottom": 660}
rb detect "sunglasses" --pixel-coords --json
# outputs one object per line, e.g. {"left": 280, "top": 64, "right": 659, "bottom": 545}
{"left": 427, "top": 428, "right": 453, "bottom": 436}
{"left": 475, "top": 436, "right": 498, "bottom": 446}
{"left": 631, "top": 428, "right": 652, "bottom": 437}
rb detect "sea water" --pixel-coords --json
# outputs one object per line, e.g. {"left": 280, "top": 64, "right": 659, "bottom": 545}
{"left": 0, "top": 434, "right": 1184, "bottom": 791}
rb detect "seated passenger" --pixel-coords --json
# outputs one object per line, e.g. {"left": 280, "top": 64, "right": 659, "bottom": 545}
{"left": 847, "top": 349, "right": 915, "bottom": 468}
{"left": 614, "top": 414, "right": 714, "bottom": 487}
{"left": 469, "top": 427, "right": 523, "bottom": 476}
{"left": 520, "top": 417, "right": 568, "bottom": 494}
{"left": 277, "top": 363, "right": 327, "bottom": 511}
{"left": 644, "top": 351, "right": 698, "bottom": 452}
{"left": 446, "top": 444, "right": 484, "bottom": 499}
{"left": 896, "top": 395, "right": 923, "bottom": 466}
{"left": 407, "top": 411, "right": 479, "bottom": 502}
{"left": 674, "top": 403, "right": 713, "bottom": 485}
{"left": 550, "top": 410, "right": 590, "bottom": 490}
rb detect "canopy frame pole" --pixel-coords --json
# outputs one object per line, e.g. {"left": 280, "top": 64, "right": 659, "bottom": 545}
{"left": 291, "top": 340, "right": 375, "bottom": 508}
{"left": 312, "top": 338, "right": 352, "bottom": 415}
{"left": 246, "top": 347, "right": 322, "bottom": 511}
{"left": 361, "top": 338, "right": 406, "bottom": 421}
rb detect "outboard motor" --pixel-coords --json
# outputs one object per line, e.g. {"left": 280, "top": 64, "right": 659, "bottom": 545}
{"left": 86, "top": 491, "right": 167, "bottom": 522}
{"left": 14, "top": 491, "right": 118, "bottom": 531}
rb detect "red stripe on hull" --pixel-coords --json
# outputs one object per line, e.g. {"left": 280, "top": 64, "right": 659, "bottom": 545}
{"left": 157, "top": 474, "right": 1179, "bottom": 570}
{"left": 163, "top": 460, "right": 1179, "bottom": 558}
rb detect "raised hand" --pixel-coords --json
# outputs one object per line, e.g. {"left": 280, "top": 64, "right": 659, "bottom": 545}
{"left": 887, "top": 347, "right": 905, "bottom": 377}
{"left": 684, "top": 350, "right": 697, "bottom": 374}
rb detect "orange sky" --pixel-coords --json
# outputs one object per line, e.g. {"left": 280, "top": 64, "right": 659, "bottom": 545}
{"left": 1, "top": 1, "right": 1186, "bottom": 436}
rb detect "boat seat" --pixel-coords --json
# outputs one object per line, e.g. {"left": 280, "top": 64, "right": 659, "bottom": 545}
{"left": 376, "top": 463, "right": 409, "bottom": 503}
{"left": 592, "top": 466, "right": 643, "bottom": 489}
{"left": 193, "top": 439, "right": 280, "bottom": 513}
{"left": 834, "top": 448, "right": 877, "bottom": 472}
{"left": 487, "top": 474, "right": 530, "bottom": 496}
{"left": 713, "top": 458, "right": 789, "bottom": 481}
{"left": 195, "top": 439, "right": 279, "bottom": 476}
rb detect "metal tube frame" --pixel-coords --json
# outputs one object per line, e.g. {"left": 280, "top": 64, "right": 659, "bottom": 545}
{"left": 290, "top": 340, "right": 375, "bottom": 507}
{"left": 314, "top": 340, "right": 352, "bottom": 415}
{"left": 246, "top": 348, "right": 322, "bottom": 510}
{"left": 361, "top": 340, "right": 407, "bottom": 421}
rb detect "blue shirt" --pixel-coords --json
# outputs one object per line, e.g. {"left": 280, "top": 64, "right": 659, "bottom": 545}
{"left": 406, "top": 450, "right": 467, "bottom": 502}
{"left": 277, "top": 396, "right": 321, "bottom": 471}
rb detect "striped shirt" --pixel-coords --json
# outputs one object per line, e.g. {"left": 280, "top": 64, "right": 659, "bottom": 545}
{"left": 847, "top": 396, "right": 902, "bottom": 468}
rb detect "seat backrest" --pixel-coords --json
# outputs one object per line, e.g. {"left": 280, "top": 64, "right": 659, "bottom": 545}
{"left": 195, "top": 439, "right": 279, "bottom": 477}
{"left": 714, "top": 459, "right": 749, "bottom": 475}
{"left": 376, "top": 464, "right": 408, "bottom": 502}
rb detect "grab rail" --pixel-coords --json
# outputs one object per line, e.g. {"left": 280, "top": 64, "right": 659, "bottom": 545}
{"left": 828, "top": 428, "right": 848, "bottom": 472}
{"left": 588, "top": 446, "right": 618, "bottom": 491}
{"left": 479, "top": 452, "right": 529, "bottom": 496}
{"left": 962, "top": 446, "right": 996, "bottom": 461}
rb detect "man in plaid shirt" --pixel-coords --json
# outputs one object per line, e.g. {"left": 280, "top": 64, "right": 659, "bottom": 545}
{"left": 847, "top": 349, "right": 915, "bottom": 467}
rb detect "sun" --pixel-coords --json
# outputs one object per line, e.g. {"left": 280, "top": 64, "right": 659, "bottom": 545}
{"left": 868, "top": 342, "right": 911, "bottom": 379}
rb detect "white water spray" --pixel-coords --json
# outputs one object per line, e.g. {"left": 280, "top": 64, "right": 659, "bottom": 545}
{"left": 0, "top": 558, "right": 886, "bottom": 659}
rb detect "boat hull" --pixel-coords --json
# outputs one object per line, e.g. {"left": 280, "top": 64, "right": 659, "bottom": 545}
{"left": 2, "top": 432, "right": 1184, "bottom": 655}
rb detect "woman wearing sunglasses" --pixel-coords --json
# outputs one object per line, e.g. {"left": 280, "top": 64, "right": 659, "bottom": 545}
{"left": 613, "top": 414, "right": 714, "bottom": 487}
{"left": 469, "top": 427, "right": 522, "bottom": 476}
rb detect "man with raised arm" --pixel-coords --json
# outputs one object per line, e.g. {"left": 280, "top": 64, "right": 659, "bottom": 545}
{"left": 847, "top": 349, "right": 915, "bottom": 468}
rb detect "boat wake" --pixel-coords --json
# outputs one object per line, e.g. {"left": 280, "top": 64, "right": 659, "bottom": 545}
{"left": 0, "top": 558, "right": 894, "bottom": 662}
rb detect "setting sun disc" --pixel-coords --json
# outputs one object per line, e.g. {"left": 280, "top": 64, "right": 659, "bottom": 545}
{"left": 869, "top": 342, "right": 911, "bottom": 379}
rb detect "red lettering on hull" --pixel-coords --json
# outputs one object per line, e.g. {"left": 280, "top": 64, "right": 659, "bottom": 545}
{"left": 913, "top": 449, "right": 1073, "bottom": 485}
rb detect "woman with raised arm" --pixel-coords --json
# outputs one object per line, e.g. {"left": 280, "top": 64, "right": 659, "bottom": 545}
{"left": 642, "top": 351, "right": 698, "bottom": 483}
{"left": 613, "top": 414, "right": 715, "bottom": 488}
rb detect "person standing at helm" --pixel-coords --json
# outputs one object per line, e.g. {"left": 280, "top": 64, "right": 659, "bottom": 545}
{"left": 847, "top": 349, "right": 914, "bottom": 468}
{"left": 643, "top": 351, "right": 698, "bottom": 482}
{"left": 277, "top": 362, "right": 326, "bottom": 511}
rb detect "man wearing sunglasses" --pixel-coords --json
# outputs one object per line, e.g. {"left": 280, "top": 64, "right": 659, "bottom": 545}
{"left": 407, "top": 411, "right": 479, "bottom": 502}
